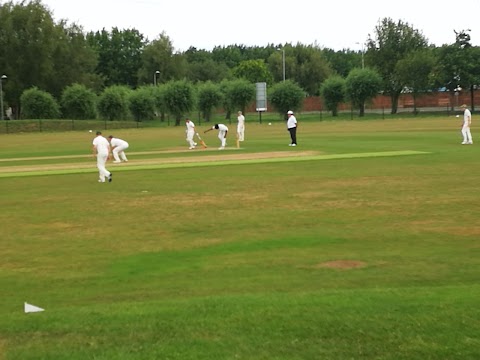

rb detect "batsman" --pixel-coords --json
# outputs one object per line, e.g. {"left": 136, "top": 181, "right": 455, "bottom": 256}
{"left": 204, "top": 123, "right": 228, "bottom": 150}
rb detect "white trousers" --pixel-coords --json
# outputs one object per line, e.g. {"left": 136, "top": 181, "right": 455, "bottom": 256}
{"left": 113, "top": 145, "right": 129, "bottom": 161}
{"left": 218, "top": 131, "right": 227, "bottom": 147}
{"left": 237, "top": 125, "right": 245, "bottom": 141}
{"left": 186, "top": 130, "right": 196, "bottom": 147}
{"left": 97, "top": 153, "right": 111, "bottom": 182}
{"left": 462, "top": 126, "right": 472, "bottom": 143}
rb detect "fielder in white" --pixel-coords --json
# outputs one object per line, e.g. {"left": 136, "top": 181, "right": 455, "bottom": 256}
{"left": 204, "top": 123, "right": 228, "bottom": 149}
{"left": 108, "top": 135, "right": 129, "bottom": 163}
{"left": 460, "top": 104, "right": 473, "bottom": 144}
{"left": 185, "top": 118, "right": 197, "bottom": 149}
{"left": 237, "top": 111, "right": 245, "bottom": 142}
{"left": 92, "top": 131, "right": 112, "bottom": 183}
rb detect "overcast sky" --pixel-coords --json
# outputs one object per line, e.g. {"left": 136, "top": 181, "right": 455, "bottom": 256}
{"left": 40, "top": 0, "right": 480, "bottom": 52}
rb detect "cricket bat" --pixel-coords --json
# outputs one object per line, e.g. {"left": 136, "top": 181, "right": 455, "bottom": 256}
{"left": 196, "top": 133, "right": 208, "bottom": 148}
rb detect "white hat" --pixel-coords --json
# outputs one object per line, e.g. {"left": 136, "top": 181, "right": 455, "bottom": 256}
{"left": 287, "top": 110, "right": 294, "bottom": 115}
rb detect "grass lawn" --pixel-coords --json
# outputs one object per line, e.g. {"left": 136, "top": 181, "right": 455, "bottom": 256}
{"left": 1, "top": 116, "right": 479, "bottom": 359}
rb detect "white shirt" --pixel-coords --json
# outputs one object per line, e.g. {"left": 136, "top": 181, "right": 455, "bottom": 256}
{"left": 93, "top": 136, "right": 110, "bottom": 155}
{"left": 464, "top": 109, "right": 471, "bottom": 127}
{"left": 287, "top": 115, "right": 297, "bottom": 129}
{"left": 110, "top": 137, "right": 129, "bottom": 148}
{"left": 215, "top": 124, "right": 228, "bottom": 131}
{"left": 186, "top": 120, "right": 195, "bottom": 132}
{"left": 237, "top": 115, "right": 245, "bottom": 129}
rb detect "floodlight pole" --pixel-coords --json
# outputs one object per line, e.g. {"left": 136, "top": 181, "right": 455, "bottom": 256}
{"left": 277, "top": 48, "right": 285, "bottom": 82}
{"left": 154, "top": 70, "right": 160, "bottom": 86}
{"left": 356, "top": 42, "right": 365, "bottom": 69}
{"left": 0, "top": 75, "right": 6, "bottom": 121}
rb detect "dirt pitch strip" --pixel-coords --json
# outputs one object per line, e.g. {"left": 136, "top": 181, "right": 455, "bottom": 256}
{"left": 0, "top": 150, "right": 429, "bottom": 178}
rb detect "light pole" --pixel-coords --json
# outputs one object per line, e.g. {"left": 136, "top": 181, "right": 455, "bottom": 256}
{"left": 355, "top": 42, "right": 365, "bottom": 69}
{"left": 277, "top": 48, "right": 285, "bottom": 82}
{"left": 154, "top": 70, "right": 160, "bottom": 86}
{"left": 0, "top": 75, "right": 7, "bottom": 121}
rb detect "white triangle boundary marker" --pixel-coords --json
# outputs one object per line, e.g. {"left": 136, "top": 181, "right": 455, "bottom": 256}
{"left": 24, "top": 302, "right": 45, "bottom": 313}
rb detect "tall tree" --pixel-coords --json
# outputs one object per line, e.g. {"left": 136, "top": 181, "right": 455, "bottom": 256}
{"left": 163, "top": 80, "right": 195, "bottom": 126}
{"left": 232, "top": 59, "right": 273, "bottom": 84}
{"left": 184, "top": 47, "right": 231, "bottom": 83}
{"left": 211, "top": 45, "right": 244, "bottom": 69}
{"left": 139, "top": 32, "right": 187, "bottom": 86}
{"left": 222, "top": 79, "right": 255, "bottom": 115}
{"left": 322, "top": 48, "right": 360, "bottom": 78}
{"left": 395, "top": 49, "right": 436, "bottom": 113}
{"left": 0, "top": 0, "right": 98, "bottom": 114}
{"left": 320, "top": 75, "right": 346, "bottom": 116}
{"left": 434, "top": 30, "right": 480, "bottom": 111}
{"left": 196, "top": 81, "right": 223, "bottom": 122}
{"left": 87, "top": 27, "right": 146, "bottom": 88}
{"left": 47, "top": 23, "right": 101, "bottom": 97}
{"left": 296, "top": 49, "right": 332, "bottom": 96}
{"left": 345, "top": 68, "right": 382, "bottom": 117}
{"left": 366, "top": 18, "right": 428, "bottom": 113}
{"left": 269, "top": 80, "right": 305, "bottom": 118}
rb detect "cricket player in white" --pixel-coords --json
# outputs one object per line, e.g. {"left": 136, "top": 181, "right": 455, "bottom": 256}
{"left": 204, "top": 123, "right": 228, "bottom": 149}
{"left": 92, "top": 131, "right": 112, "bottom": 183}
{"left": 185, "top": 118, "right": 197, "bottom": 149}
{"left": 237, "top": 111, "right": 245, "bottom": 142}
{"left": 287, "top": 110, "right": 298, "bottom": 146}
{"left": 460, "top": 104, "right": 473, "bottom": 144}
{"left": 108, "top": 135, "right": 129, "bottom": 163}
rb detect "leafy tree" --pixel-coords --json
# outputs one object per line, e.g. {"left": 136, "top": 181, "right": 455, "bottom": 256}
{"left": 46, "top": 23, "right": 102, "bottom": 98}
{"left": 232, "top": 59, "right": 273, "bottom": 84}
{"left": 128, "top": 86, "right": 156, "bottom": 121}
{"left": 163, "top": 80, "right": 195, "bottom": 126}
{"left": 268, "top": 45, "right": 332, "bottom": 96}
{"left": 366, "top": 18, "right": 429, "bottom": 113}
{"left": 197, "top": 82, "right": 223, "bottom": 122}
{"left": 97, "top": 85, "right": 132, "bottom": 121}
{"left": 20, "top": 87, "right": 60, "bottom": 119}
{"left": 0, "top": 1, "right": 98, "bottom": 111}
{"left": 218, "top": 80, "right": 235, "bottom": 120}
{"left": 322, "top": 48, "right": 361, "bottom": 78}
{"left": 184, "top": 47, "right": 213, "bottom": 63}
{"left": 211, "top": 45, "right": 244, "bottom": 68}
{"left": 434, "top": 30, "right": 480, "bottom": 111}
{"left": 320, "top": 75, "right": 346, "bottom": 116}
{"left": 87, "top": 28, "right": 146, "bottom": 87}
{"left": 395, "top": 49, "right": 436, "bottom": 113}
{"left": 269, "top": 80, "right": 305, "bottom": 117}
{"left": 294, "top": 47, "right": 332, "bottom": 96}
{"left": 151, "top": 84, "right": 168, "bottom": 121}
{"left": 186, "top": 59, "right": 231, "bottom": 83}
{"left": 345, "top": 68, "right": 383, "bottom": 117}
{"left": 223, "top": 79, "right": 255, "bottom": 115}
{"left": 139, "top": 32, "right": 187, "bottom": 86}
{"left": 454, "top": 29, "right": 472, "bottom": 49}
{"left": 61, "top": 84, "right": 97, "bottom": 119}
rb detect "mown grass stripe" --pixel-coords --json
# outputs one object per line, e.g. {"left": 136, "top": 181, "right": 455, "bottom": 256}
{"left": 0, "top": 150, "right": 429, "bottom": 178}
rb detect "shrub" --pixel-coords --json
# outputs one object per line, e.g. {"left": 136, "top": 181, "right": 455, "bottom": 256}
{"left": 20, "top": 87, "right": 60, "bottom": 119}
{"left": 128, "top": 86, "right": 155, "bottom": 121}
{"left": 269, "top": 80, "right": 305, "bottom": 118}
{"left": 61, "top": 83, "right": 97, "bottom": 120}
{"left": 97, "top": 85, "right": 132, "bottom": 121}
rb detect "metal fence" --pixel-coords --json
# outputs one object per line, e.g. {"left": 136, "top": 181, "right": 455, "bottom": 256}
{"left": 0, "top": 119, "right": 144, "bottom": 135}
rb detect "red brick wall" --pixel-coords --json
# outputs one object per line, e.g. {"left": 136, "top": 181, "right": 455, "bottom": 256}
{"left": 247, "top": 91, "right": 480, "bottom": 113}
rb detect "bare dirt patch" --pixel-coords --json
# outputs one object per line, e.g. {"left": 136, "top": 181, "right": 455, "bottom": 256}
{"left": 315, "top": 260, "right": 367, "bottom": 270}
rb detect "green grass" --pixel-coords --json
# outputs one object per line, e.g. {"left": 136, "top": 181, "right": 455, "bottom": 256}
{"left": 1, "top": 117, "right": 480, "bottom": 359}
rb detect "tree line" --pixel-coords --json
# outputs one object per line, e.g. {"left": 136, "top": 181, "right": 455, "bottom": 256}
{"left": 1, "top": 0, "right": 480, "bottom": 120}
